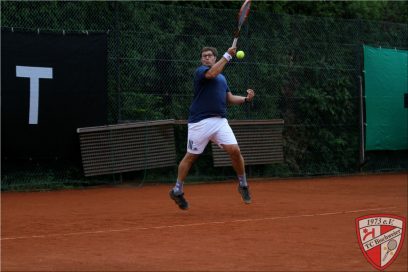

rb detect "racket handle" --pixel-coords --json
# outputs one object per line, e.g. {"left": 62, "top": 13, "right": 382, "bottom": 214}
{"left": 232, "top": 38, "right": 238, "bottom": 48}
{"left": 383, "top": 251, "right": 390, "bottom": 261}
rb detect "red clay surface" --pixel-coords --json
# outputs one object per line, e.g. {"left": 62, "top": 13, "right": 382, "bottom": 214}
{"left": 2, "top": 173, "right": 407, "bottom": 271}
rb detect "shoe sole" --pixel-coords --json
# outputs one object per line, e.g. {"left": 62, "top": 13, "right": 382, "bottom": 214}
{"left": 169, "top": 191, "right": 189, "bottom": 210}
{"left": 238, "top": 187, "right": 252, "bottom": 204}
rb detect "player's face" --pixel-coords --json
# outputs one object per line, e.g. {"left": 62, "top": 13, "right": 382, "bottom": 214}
{"left": 201, "top": 51, "right": 216, "bottom": 66}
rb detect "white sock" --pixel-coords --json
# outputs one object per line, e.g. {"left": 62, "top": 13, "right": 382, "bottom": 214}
{"left": 238, "top": 174, "right": 248, "bottom": 187}
{"left": 173, "top": 179, "right": 184, "bottom": 195}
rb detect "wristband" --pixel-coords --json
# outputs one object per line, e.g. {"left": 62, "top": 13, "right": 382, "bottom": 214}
{"left": 223, "top": 52, "right": 232, "bottom": 62}
{"left": 244, "top": 97, "right": 248, "bottom": 103}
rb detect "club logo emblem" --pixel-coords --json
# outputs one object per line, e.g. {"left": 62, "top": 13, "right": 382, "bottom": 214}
{"left": 356, "top": 214, "right": 406, "bottom": 270}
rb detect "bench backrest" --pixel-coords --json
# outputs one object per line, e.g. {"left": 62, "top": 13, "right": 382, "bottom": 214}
{"left": 77, "top": 120, "right": 176, "bottom": 176}
{"left": 211, "top": 119, "right": 284, "bottom": 167}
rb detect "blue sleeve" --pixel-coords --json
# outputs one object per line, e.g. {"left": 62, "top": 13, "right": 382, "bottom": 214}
{"left": 195, "top": 65, "right": 210, "bottom": 82}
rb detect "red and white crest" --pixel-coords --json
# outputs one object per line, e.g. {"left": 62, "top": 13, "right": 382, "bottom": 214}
{"left": 356, "top": 214, "right": 406, "bottom": 270}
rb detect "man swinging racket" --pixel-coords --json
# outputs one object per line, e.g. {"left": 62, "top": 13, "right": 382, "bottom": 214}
{"left": 169, "top": 46, "right": 255, "bottom": 210}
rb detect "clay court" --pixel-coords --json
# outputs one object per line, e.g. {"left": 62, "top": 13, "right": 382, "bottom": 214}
{"left": 1, "top": 173, "right": 407, "bottom": 271}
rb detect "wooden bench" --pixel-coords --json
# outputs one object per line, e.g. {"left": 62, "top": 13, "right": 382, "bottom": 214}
{"left": 77, "top": 119, "right": 284, "bottom": 177}
{"left": 210, "top": 119, "right": 284, "bottom": 167}
{"left": 77, "top": 120, "right": 176, "bottom": 176}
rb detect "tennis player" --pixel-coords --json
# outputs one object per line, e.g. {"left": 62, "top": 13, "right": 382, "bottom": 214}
{"left": 169, "top": 46, "right": 255, "bottom": 210}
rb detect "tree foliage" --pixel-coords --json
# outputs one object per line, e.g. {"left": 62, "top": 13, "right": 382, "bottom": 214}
{"left": 159, "top": 1, "right": 407, "bottom": 23}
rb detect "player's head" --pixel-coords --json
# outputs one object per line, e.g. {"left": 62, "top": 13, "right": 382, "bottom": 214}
{"left": 200, "top": 47, "right": 217, "bottom": 66}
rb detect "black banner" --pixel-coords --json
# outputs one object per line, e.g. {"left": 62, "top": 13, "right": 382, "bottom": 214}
{"left": 1, "top": 30, "right": 107, "bottom": 160}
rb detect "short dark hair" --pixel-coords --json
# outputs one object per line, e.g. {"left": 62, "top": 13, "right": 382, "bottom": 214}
{"left": 200, "top": 47, "right": 218, "bottom": 58}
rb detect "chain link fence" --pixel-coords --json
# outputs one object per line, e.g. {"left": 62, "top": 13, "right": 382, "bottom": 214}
{"left": 2, "top": 2, "right": 407, "bottom": 190}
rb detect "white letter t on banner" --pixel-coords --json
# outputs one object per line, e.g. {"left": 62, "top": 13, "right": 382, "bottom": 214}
{"left": 16, "top": 66, "right": 53, "bottom": 125}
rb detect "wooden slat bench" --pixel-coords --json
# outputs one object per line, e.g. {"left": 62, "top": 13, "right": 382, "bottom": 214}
{"left": 210, "top": 119, "right": 284, "bottom": 167}
{"left": 77, "top": 120, "right": 176, "bottom": 177}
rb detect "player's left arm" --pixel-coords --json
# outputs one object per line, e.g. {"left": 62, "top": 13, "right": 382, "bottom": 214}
{"left": 227, "top": 89, "right": 255, "bottom": 105}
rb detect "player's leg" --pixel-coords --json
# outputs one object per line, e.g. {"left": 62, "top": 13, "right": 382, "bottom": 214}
{"left": 222, "top": 144, "right": 245, "bottom": 177}
{"left": 221, "top": 144, "right": 251, "bottom": 203}
{"left": 173, "top": 152, "right": 199, "bottom": 194}
{"left": 169, "top": 119, "right": 212, "bottom": 210}
{"left": 169, "top": 152, "right": 198, "bottom": 210}
{"left": 213, "top": 120, "right": 251, "bottom": 204}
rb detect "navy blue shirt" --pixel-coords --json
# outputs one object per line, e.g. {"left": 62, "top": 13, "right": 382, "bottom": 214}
{"left": 188, "top": 65, "right": 230, "bottom": 123}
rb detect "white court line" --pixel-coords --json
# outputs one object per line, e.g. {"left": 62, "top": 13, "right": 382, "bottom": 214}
{"left": 1, "top": 206, "right": 398, "bottom": 241}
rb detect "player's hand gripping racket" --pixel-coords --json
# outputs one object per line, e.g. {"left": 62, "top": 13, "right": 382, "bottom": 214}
{"left": 232, "top": 0, "right": 251, "bottom": 48}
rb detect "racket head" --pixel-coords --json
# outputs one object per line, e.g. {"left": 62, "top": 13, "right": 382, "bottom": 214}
{"left": 237, "top": 0, "right": 251, "bottom": 27}
{"left": 388, "top": 239, "right": 398, "bottom": 250}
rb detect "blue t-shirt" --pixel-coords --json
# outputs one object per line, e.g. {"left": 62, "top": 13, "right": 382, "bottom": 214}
{"left": 188, "top": 65, "right": 230, "bottom": 123}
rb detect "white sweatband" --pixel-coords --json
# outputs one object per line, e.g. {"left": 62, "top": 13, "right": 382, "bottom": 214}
{"left": 223, "top": 52, "right": 232, "bottom": 62}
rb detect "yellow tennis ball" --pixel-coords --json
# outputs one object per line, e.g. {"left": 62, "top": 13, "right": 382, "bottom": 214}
{"left": 236, "top": 50, "right": 245, "bottom": 59}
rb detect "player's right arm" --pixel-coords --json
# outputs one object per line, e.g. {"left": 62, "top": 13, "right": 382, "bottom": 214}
{"left": 205, "top": 47, "right": 236, "bottom": 79}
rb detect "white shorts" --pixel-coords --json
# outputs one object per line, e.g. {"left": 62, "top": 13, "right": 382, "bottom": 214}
{"left": 187, "top": 117, "right": 237, "bottom": 154}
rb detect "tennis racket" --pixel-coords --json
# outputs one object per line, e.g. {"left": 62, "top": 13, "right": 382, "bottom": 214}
{"left": 382, "top": 239, "right": 398, "bottom": 261}
{"left": 232, "top": 0, "right": 252, "bottom": 48}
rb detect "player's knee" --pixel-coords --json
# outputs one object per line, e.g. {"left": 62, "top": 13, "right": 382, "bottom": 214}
{"left": 182, "top": 153, "right": 199, "bottom": 164}
{"left": 224, "top": 144, "right": 241, "bottom": 157}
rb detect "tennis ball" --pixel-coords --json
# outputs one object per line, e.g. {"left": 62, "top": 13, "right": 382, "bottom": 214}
{"left": 236, "top": 50, "right": 245, "bottom": 59}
